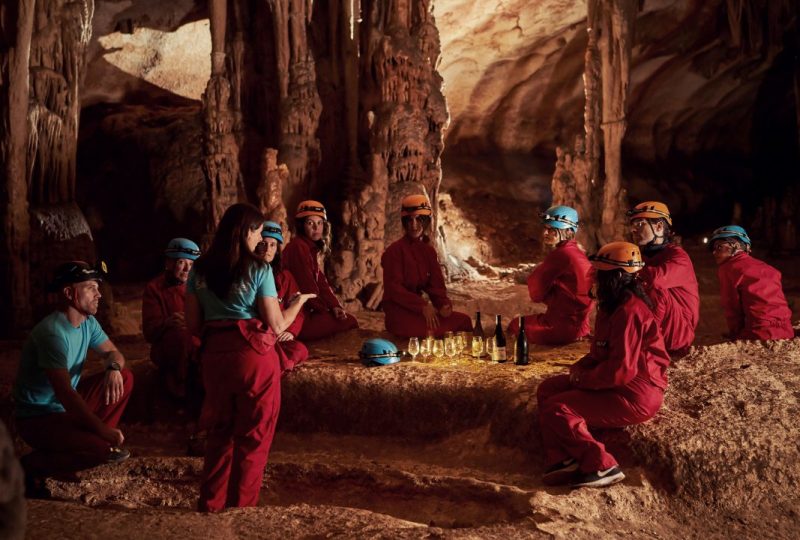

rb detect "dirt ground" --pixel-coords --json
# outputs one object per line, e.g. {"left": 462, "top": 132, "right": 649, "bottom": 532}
{"left": 2, "top": 244, "right": 800, "bottom": 539}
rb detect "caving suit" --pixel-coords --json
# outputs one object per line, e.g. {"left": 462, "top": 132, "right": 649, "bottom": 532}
{"left": 142, "top": 274, "right": 200, "bottom": 389}
{"left": 282, "top": 235, "right": 359, "bottom": 341}
{"left": 381, "top": 235, "right": 472, "bottom": 338}
{"left": 537, "top": 294, "right": 669, "bottom": 473}
{"left": 718, "top": 252, "right": 794, "bottom": 340}
{"left": 189, "top": 263, "right": 282, "bottom": 512}
{"left": 273, "top": 268, "right": 310, "bottom": 372}
{"left": 507, "top": 240, "right": 594, "bottom": 345}
{"left": 639, "top": 243, "right": 699, "bottom": 354}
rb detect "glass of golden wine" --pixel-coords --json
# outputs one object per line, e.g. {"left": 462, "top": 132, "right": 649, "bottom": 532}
{"left": 408, "top": 337, "right": 420, "bottom": 361}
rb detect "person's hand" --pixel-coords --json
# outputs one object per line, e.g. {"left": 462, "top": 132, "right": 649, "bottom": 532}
{"left": 422, "top": 303, "right": 440, "bottom": 330}
{"left": 99, "top": 425, "right": 125, "bottom": 447}
{"left": 104, "top": 369, "right": 124, "bottom": 405}
{"left": 289, "top": 293, "right": 316, "bottom": 307}
{"left": 278, "top": 331, "right": 295, "bottom": 342}
{"left": 332, "top": 306, "right": 348, "bottom": 320}
{"left": 439, "top": 304, "right": 453, "bottom": 318}
{"left": 166, "top": 312, "right": 186, "bottom": 328}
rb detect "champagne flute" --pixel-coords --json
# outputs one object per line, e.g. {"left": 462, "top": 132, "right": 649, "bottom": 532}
{"left": 471, "top": 335, "right": 484, "bottom": 359}
{"left": 433, "top": 338, "right": 445, "bottom": 360}
{"left": 485, "top": 335, "right": 495, "bottom": 361}
{"left": 408, "top": 337, "right": 420, "bottom": 361}
{"left": 420, "top": 337, "right": 431, "bottom": 360}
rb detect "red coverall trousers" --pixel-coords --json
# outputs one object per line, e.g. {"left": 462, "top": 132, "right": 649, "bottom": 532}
{"left": 507, "top": 314, "right": 588, "bottom": 346}
{"left": 297, "top": 310, "right": 359, "bottom": 341}
{"left": 198, "top": 321, "right": 281, "bottom": 512}
{"left": 536, "top": 375, "right": 662, "bottom": 472}
{"left": 16, "top": 369, "right": 134, "bottom": 477}
{"left": 383, "top": 303, "right": 473, "bottom": 338}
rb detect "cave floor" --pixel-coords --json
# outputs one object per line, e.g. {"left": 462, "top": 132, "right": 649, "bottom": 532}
{"left": 6, "top": 245, "right": 800, "bottom": 539}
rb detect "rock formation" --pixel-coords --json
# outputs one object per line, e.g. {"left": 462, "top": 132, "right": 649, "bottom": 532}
{"left": 0, "top": 419, "right": 25, "bottom": 539}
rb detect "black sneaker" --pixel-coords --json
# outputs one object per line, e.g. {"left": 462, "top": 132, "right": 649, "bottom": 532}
{"left": 107, "top": 446, "right": 131, "bottom": 464}
{"left": 571, "top": 466, "right": 625, "bottom": 488}
{"left": 542, "top": 458, "right": 579, "bottom": 485}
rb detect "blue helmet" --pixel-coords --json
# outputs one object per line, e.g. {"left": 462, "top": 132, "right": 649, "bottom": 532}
{"left": 539, "top": 205, "right": 579, "bottom": 230}
{"left": 359, "top": 338, "right": 402, "bottom": 367}
{"left": 261, "top": 221, "right": 284, "bottom": 244}
{"left": 709, "top": 225, "right": 751, "bottom": 250}
{"left": 165, "top": 238, "right": 200, "bottom": 260}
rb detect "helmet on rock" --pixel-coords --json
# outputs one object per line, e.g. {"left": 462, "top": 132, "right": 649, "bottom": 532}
{"left": 539, "top": 205, "right": 579, "bottom": 230}
{"left": 709, "top": 225, "right": 751, "bottom": 249}
{"left": 590, "top": 242, "right": 645, "bottom": 273}
{"left": 359, "top": 338, "right": 403, "bottom": 367}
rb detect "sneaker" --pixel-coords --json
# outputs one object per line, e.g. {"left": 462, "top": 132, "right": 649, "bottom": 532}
{"left": 542, "top": 458, "right": 579, "bottom": 484}
{"left": 107, "top": 446, "right": 131, "bottom": 464}
{"left": 571, "top": 466, "right": 625, "bottom": 488}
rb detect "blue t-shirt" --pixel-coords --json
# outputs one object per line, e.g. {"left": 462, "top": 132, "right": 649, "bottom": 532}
{"left": 188, "top": 263, "right": 277, "bottom": 320}
{"left": 13, "top": 311, "right": 109, "bottom": 418}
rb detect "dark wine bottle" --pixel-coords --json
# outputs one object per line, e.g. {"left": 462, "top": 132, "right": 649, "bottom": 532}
{"left": 515, "top": 316, "right": 529, "bottom": 365}
{"left": 472, "top": 311, "right": 485, "bottom": 358}
{"left": 493, "top": 315, "right": 507, "bottom": 363}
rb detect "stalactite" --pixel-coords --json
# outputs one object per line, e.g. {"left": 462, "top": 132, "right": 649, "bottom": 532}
{"left": 201, "top": 0, "right": 242, "bottom": 242}
{"left": 27, "top": 0, "right": 94, "bottom": 206}
{"left": 268, "top": 0, "right": 322, "bottom": 193}
{"left": 0, "top": 0, "right": 36, "bottom": 333}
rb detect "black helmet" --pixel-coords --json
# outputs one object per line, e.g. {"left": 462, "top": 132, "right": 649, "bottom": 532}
{"left": 47, "top": 261, "right": 108, "bottom": 293}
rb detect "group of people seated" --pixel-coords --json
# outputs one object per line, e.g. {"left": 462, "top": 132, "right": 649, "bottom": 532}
{"left": 10, "top": 194, "right": 795, "bottom": 505}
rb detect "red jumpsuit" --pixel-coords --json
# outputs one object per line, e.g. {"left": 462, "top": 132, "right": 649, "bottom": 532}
{"left": 142, "top": 274, "right": 200, "bottom": 383}
{"left": 639, "top": 244, "right": 699, "bottom": 354}
{"left": 274, "top": 268, "right": 309, "bottom": 372}
{"left": 507, "top": 240, "right": 594, "bottom": 345}
{"left": 537, "top": 294, "right": 669, "bottom": 473}
{"left": 381, "top": 236, "right": 472, "bottom": 338}
{"left": 198, "top": 319, "right": 281, "bottom": 512}
{"left": 282, "top": 235, "right": 359, "bottom": 340}
{"left": 718, "top": 252, "right": 794, "bottom": 340}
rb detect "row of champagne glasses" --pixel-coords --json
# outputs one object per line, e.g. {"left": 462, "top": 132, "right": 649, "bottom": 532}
{"left": 407, "top": 331, "right": 471, "bottom": 361}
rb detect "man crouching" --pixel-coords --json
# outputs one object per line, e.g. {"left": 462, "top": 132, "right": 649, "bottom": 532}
{"left": 12, "top": 261, "right": 134, "bottom": 498}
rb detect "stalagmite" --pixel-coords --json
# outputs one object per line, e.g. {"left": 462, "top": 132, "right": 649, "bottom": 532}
{"left": 257, "top": 148, "right": 291, "bottom": 240}
{"left": 0, "top": 0, "right": 35, "bottom": 332}
{"left": 201, "top": 0, "right": 242, "bottom": 240}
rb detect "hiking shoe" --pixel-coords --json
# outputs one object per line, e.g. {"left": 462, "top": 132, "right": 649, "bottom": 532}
{"left": 542, "top": 458, "right": 579, "bottom": 484}
{"left": 107, "top": 446, "right": 131, "bottom": 464}
{"left": 571, "top": 466, "right": 625, "bottom": 488}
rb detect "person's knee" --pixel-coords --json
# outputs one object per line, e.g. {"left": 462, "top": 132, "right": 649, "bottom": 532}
{"left": 121, "top": 368, "right": 135, "bottom": 394}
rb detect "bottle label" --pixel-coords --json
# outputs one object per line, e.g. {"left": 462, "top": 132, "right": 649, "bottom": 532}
{"left": 494, "top": 346, "right": 507, "bottom": 362}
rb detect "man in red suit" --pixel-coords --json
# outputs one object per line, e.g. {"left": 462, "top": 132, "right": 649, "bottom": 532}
{"left": 710, "top": 225, "right": 794, "bottom": 341}
{"left": 507, "top": 205, "right": 594, "bottom": 345}
{"left": 142, "top": 238, "right": 201, "bottom": 398}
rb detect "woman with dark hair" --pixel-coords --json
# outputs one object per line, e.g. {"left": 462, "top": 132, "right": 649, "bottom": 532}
{"left": 381, "top": 194, "right": 472, "bottom": 338}
{"left": 281, "top": 200, "right": 359, "bottom": 340}
{"left": 258, "top": 220, "right": 309, "bottom": 372}
{"left": 185, "top": 203, "right": 315, "bottom": 512}
{"left": 536, "top": 241, "right": 670, "bottom": 488}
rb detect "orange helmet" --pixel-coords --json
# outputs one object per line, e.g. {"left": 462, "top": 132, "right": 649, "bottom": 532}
{"left": 590, "top": 241, "right": 645, "bottom": 273}
{"left": 626, "top": 201, "right": 672, "bottom": 226}
{"left": 296, "top": 200, "right": 327, "bottom": 220}
{"left": 400, "top": 194, "right": 432, "bottom": 217}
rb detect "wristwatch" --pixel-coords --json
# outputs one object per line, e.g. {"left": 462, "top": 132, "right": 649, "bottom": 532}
{"left": 106, "top": 361, "right": 122, "bottom": 372}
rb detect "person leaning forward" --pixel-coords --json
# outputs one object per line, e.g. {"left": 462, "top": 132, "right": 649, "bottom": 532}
{"left": 13, "top": 261, "right": 134, "bottom": 498}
